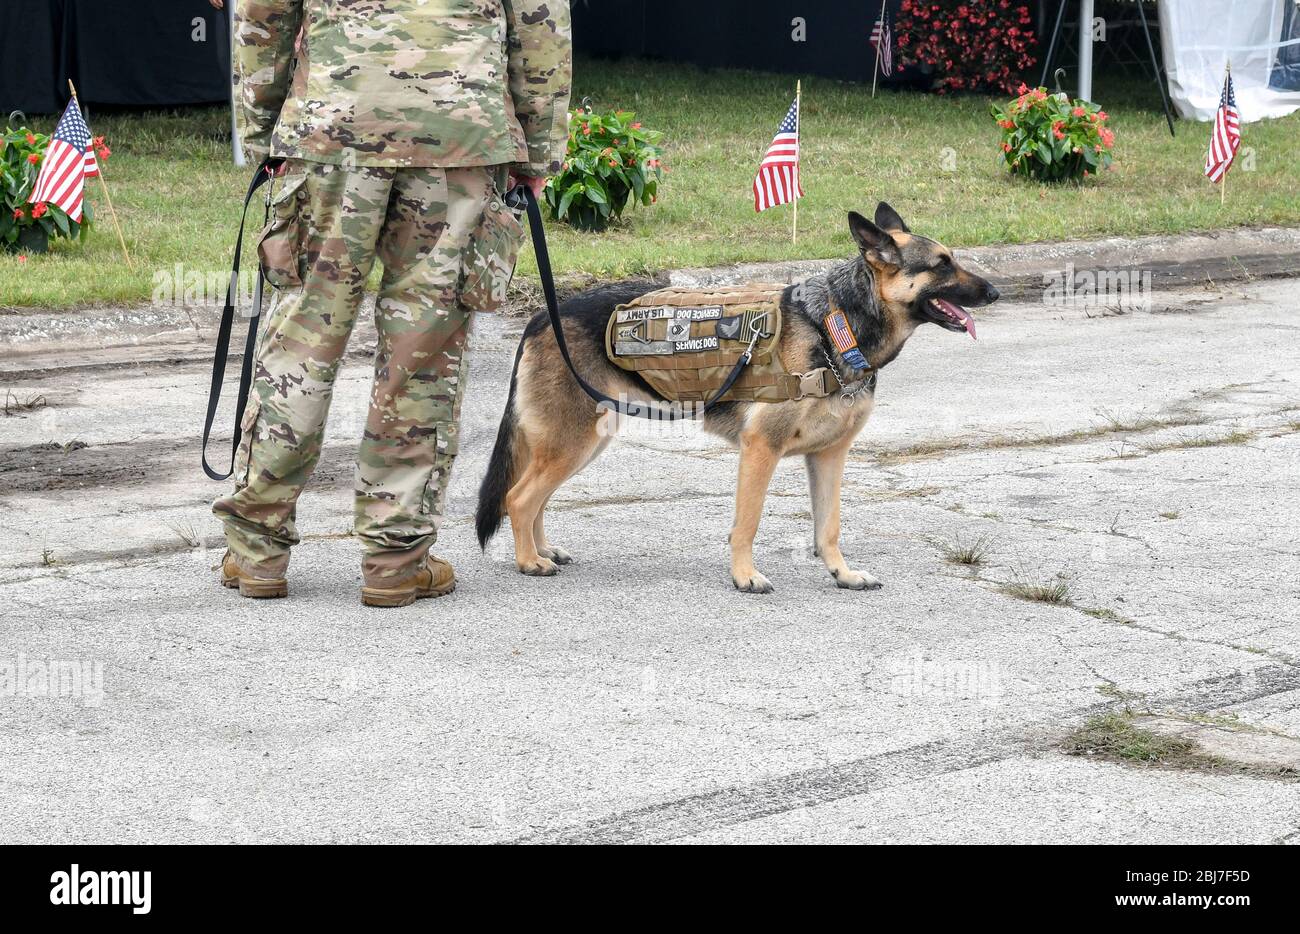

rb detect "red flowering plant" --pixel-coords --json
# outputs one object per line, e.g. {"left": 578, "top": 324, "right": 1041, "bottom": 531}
{"left": 0, "top": 126, "right": 104, "bottom": 252}
{"left": 544, "top": 101, "right": 664, "bottom": 232}
{"left": 896, "top": 0, "right": 1037, "bottom": 95}
{"left": 992, "top": 85, "right": 1115, "bottom": 182}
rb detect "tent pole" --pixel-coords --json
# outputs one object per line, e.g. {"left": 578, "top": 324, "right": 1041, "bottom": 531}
{"left": 1040, "top": 0, "right": 1068, "bottom": 88}
{"left": 1136, "top": 0, "right": 1177, "bottom": 137}
{"left": 228, "top": 1, "right": 245, "bottom": 167}
{"left": 1078, "top": 0, "right": 1094, "bottom": 101}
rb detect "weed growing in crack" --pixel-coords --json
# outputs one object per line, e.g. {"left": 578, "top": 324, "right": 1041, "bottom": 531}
{"left": 936, "top": 533, "right": 992, "bottom": 567}
{"left": 1066, "top": 713, "right": 1197, "bottom": 764}
{"left": 1001, "top": 574, "right": 1073, "bottom": 605}
{"left": 1082, "top": 606, "right": 1134, "bottom": 624}
{"left": 166, "top": 521, "right": 203, "bottom": 549}
{"left": 1143, "top": 430, "right": 1254, "bottom": 453}
{"left": 1064, "top": 712, "right": 1299, "bottom": 780}
{"left": 2, "top": 391, "right": 48, "bottom": 416}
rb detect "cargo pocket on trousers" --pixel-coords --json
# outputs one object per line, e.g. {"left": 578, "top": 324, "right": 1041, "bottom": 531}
{"left": 459, "top": 188, "right": 523, "bottom": 312}
{"left": 421, "top": 426, "right": 460, "bottom": 517}
{"left": 257, "top": 173, "right": 309, "bottom": 290}
{"left": 233, "top": 396, "right": 263, "bottom": 490}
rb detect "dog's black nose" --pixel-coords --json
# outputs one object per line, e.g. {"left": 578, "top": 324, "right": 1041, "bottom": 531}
{"left": 985, "top": 284, "right": 1001, "bottom": 302}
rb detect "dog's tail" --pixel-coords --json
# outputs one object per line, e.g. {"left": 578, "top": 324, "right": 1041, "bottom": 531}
{"left": 475, "top": 340, "right": 526, "bottom": 550}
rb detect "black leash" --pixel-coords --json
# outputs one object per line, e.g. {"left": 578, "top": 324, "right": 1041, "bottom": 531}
{"left": 200, "top": 175, "right": 748, "bottom": 479}
{"left": 201, "top": 157, "right": 284, "bottom": 481}
{"left": 513, "top": 185, "right": 753, "bottom": 420}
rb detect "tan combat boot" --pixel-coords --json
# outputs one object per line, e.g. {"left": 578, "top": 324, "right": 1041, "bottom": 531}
{"left": 361, "top": 554, "right": 456, "bottom": 608}
{"left": 219, "top": 551, "right": 289, "bottom": 599}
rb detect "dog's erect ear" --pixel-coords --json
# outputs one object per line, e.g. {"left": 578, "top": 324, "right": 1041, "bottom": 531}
{"left": 848, "top": 211, "right": 902, "bottom": 268}
{"left": 874, "top": 201, "right": 910, "bottom": 233}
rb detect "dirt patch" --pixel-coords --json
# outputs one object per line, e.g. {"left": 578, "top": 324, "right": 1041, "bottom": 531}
{"left": 0, "top": 438, "right": 358, "bottom": 494}
{"left": 0, "top": 439, "right": 151, "bottom": 493}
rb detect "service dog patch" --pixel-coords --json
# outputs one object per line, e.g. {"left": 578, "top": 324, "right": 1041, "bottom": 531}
{"left": 674, "top": 336, "right": 719, "bottom": 352}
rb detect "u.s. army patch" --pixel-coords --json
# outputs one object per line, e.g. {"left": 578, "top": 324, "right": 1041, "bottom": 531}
{"left": 616, "top": 305, "right": 723, "bottom": 325}
{"left": 615, "top": 307, "right": 676, "bottom": 323}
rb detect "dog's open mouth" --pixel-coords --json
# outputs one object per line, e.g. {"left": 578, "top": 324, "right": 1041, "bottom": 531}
{"left": 928, "top": 297, "right": 977, "bottom": 340}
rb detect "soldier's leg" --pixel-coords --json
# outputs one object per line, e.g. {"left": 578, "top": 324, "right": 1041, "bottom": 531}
{"left": 355, "top": 165, "right": 502, "bottom": 586}
{"left": 213, "top": 162, "right": 392, "bottom": 570}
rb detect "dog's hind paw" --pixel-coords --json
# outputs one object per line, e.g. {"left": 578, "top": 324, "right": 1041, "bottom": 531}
{"left": 832, "top": 568, "right": 883, "bottom": 591}
{"left": 732, "top": 570, "right": 774, "bottom": 594}
{"left": 517, "top": 557, "right": 560, "bottom": 577}
{"left": 539, "top": 545, "right": 573, "bottom": 565}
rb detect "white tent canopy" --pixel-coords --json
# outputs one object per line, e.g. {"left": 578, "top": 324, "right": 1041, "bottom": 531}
{"left": 1159, "top": 0, "right": 1300, "bottom": 121}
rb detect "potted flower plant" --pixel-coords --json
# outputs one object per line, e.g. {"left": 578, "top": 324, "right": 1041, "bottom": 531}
{"left": 544, "top": 102, "right": 664, "bottom": 232}
{"left": 991, "top": 85, "right": 1115, "bottom": 183}
{"left": 0, "top": 126, "right": 105, "bottom": 253}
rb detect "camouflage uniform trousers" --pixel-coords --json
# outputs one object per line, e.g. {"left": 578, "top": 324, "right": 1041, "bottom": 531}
{"left": 213, "top": 158, "right": 518, "bottom": 586}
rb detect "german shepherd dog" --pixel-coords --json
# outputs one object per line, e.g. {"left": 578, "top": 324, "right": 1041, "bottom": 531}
{"left": 476, "top": 203, "right": 999, "bottom": 592}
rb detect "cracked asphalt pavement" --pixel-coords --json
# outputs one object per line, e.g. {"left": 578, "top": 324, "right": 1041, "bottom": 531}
{"left": 1, "top": 275, "right": 1298, "bottom": 843}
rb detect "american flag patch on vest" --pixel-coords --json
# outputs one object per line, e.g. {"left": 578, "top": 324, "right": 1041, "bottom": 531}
{"left": 824, "top": 308, "right": 869, "bottom": 371}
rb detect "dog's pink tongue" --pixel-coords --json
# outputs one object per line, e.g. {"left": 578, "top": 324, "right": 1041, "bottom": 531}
{"left": 936, "top": 298, "right": 977, "bottom": 340}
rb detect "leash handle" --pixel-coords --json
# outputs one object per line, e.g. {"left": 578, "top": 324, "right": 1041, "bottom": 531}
{"left": 518, "top": 186, "right": 750, "bottom": 420}
{"left": 201, "top": 157, "right": 284, "bottom": 481}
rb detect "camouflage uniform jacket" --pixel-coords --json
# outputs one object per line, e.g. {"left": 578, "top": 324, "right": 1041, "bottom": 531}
{"left": 233, "top": 0, "right": 572, "bottom": 174}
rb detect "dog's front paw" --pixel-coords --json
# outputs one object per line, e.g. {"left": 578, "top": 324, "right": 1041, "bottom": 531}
{"left": 832, "top": 568, "right": 882, "bottom": 591}
{"left": 732, "top": 569, "right": 775, "bottom": 594}
{"left": 539, "top": 545, "right": 573, "bottom": 565}
{"left": 517, "top": 556, "right": 560, "bottom": 577}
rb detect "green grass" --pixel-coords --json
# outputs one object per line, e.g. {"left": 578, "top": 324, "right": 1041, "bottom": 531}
{"left": 1064, "top": 712, "right": 1298, "bottom": 779}
{"left": 2, "top": 108, "right": 248, "bottom": 308}
{"left": 4, "top": 57, "right": 1299, "bottom": 308}
{"left": 1065, "top": 713, "right": 1200, "bottom": 765}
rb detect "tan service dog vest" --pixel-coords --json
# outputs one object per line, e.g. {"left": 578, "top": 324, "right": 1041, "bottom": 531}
{"left": 605, "top": 285, "right": 843, "bottom": 403}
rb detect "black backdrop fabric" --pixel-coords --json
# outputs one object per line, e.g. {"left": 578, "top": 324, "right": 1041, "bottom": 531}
{"left": 572, "top": 0, "right": 908, "bottom": 85}
{"left": 0, "top": 0, "right": 65, "bottom": 114}
{"left": 5, "top": 0, "right": 910, "bottom": 116}
{"left": 2, "top": 0, "right": 230, "bottom": 116}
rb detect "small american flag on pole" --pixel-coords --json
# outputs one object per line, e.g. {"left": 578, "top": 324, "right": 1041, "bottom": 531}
{"left": 1204, "top": 66, "right": 1240, "bottom": 184}
{"left": 871, "top": 8, "right": 893, "bottom": 77}
{"left": 753, "top": 96, "right": 803, "bottom": 213}
{"left": 29, "top": 99, "right": 98, "bottom": 222}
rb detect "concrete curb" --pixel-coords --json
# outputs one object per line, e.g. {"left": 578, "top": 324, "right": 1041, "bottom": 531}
{"left": 660, "top": 225, "right": 1300, "bottom": 301}
{"left": 2, "top": 226, "right": 1299, "bottom": 372}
